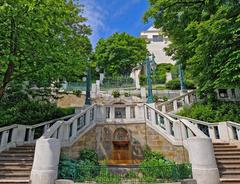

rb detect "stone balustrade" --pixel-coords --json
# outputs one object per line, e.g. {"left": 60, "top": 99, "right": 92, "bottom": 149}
{"left": 157, "top": 90, "right": 197, "bottom": 113}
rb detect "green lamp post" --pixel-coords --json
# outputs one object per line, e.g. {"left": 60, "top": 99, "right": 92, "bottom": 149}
{"left": 179, "top": 63, "right": 186, "bottom": 93}
{"left": 146, "top": 53, "right": 156, "bottom": 103}
{"left": 85, "top": 57, "right": 91, "bottom": 106}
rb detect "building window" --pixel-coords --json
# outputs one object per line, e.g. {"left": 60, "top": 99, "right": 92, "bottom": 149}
{"left": 152, "top": 35, "right": 163, "bottom": 42}
{"left": 77, "top": 114, "right": 86, "bottom": 131}
{"left": 115, "top": 107, "right": 126, "bottom": 119}
{"left": 106, "top": 107, "right": 110, "bottom": 119}
{"left": 130, "top": 106, "right": 135, "bottom": 119}
{"left": 218, "top": 89, "right": 228, "bottom": 98}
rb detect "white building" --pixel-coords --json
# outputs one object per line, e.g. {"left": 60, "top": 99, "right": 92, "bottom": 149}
{"left": 140, "top": 27, "right": 175, "bottom": 65}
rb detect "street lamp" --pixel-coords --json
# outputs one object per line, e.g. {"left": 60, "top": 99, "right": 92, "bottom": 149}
{"left": 179, "top": 63, "right": 186, "bottom": 93}
{"left": 146, "top": 53, "right": 156, "bottom": 104}
{"left": 85, "top": 57, "right": 91, "bottom": 106}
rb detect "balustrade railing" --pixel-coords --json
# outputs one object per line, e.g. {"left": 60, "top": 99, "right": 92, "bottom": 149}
{"left": 144, "top": 104, "right": 207, "bottom": 147}
{"left": 157, "top": 90, "right": 197, "bottom": 113}
{"left": 169, "top": 114, "right": 240, "bottom": 142}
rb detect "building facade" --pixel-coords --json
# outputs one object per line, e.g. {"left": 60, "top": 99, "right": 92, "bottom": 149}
{"left": 140, "top": 27, "right": 175, "bottom": 65}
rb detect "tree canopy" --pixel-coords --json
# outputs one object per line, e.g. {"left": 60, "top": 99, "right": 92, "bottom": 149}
{"left": 0, "top": 0, "right": 92, "bottom": 99}
{"left": 144, "top": 0, "right": 240, "bottom": 94}
{"left": 94, "top": 32, "right": 147, "bottom": 76}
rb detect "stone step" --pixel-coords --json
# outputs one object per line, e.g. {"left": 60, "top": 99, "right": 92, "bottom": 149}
{"left": 0, "top": 157, "right": 33, "bottom": 162}
{"left": 9, "top": 147, "right": 35, "bottom": 151}
{"left": 215, "top": 155, "right": 240, "bottom": 160}
{"left": 0, "top": 179, "right": 30, "bottom": 184}
{"left": 0, "top": 153, "right": 34, "bottom": 157}
{"left": 217, "top": 160, "right": 240, "bottom": 164}
{"left": 0, "top": 163, "right": 32, "bottom": 166}
{"left": 220, "top": 178, "right": 240, "bottom": 184}
{"left": 0, "top": 166, "right": 32, "bottom": 171}
{"left": 213, "top": 145, "right": 238, "bottom": 149}
{"left": 214, "top": 148, "right": 240, "bottom": 152}
{"left": 218, "top": 165, "right": 240, "bottom": 170}
{"left": 3, "top": 150, "right": 35, "bottom": 154}
{"left": 213, "top": 143, "right": 230, "bottom": 145}
{"left": 215, "top": 152, "right": 240, "bottom": 156}
{"left": 0, "top": 172, "right": 30, "bottom": 177}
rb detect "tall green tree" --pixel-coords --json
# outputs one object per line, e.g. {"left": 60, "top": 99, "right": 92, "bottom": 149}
{"left": 0, "top": 0, "right": 92, "bottom": 99}
{"left": 144, "top": 0, "right": 240, "bottom": 95}
{"left": 95, "top": 32, "right": 147, "bottom": 76}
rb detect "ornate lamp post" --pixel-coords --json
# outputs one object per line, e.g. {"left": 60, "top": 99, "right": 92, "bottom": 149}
{"left": 85, "top": 58, "right": 91, "bottom": 106}
{"left": 146, "top": 53, "right": 156, "bottom": 103}
{"left": 179, "top": 63, "right": 186, "bottom": 93}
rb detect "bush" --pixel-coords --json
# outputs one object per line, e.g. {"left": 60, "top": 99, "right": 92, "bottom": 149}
{"left": 79, "top": 149, "right": 98, "bottom": 165}
{"left": 166, "top": 79, "right": 196, "bottom": 90}
{"left": 140, "top": 148, "right": 191, "bottom": 181}
{"left": 0, "top": 100, "right": 74, "bottom": 127}
{"left": 177, "top": 101, "right": 240, "bottom": 123}
{"left": 139, "top": 75, "right": 146, "bottom": 86}
{"left": 112, "top": 90, "right": 120, "bottom": 98}
{"left": 73, "top": 90, "right": 82, "bottom": 97}
{"left": 124, "top": 92, "right": 130, "bottom": 97}
{"left": 58, "top": 155, "right": 99, "bottom": 182}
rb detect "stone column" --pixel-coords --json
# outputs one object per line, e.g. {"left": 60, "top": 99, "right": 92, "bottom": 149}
{"left": 218, "top": 122, "right": 230, "bottom": 142}
{"left": 141, "top": 87, "right": 146, "bottom": 99}
{"left": 31, "top": 138, "right": 61, "bottom": 184}
{"left": 187, "top": 137, "right": 220, "bottom": 184}
{"left": 173, "top": 100, "right": 178, "bottom": 112}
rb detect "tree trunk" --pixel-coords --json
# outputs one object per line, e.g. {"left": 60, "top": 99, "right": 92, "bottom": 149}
{"left": 0, "top": 62, "right": 14, "bottom": 99}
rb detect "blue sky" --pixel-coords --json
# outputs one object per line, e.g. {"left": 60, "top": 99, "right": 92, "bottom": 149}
{"left": 80, "top": 0, "right": 152, "bottom": 46}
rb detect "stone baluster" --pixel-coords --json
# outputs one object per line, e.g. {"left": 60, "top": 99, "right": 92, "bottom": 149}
{"left": 1, "top": 130, "right": 8, "bottom": 147}
{"left": 173, "top": 100, "right": 178, "bottom": 112}
{"left": 217, "top": 122, "right": 230, "bottom": 142}
{"left": 15, "top": 125, "right": 27, "bottom": 144}
{"left": 161, "top": 105, "right": 166, "bottom": 113}
{"left": 208, "top": 126, "right": 216, "bottom": 140}
{"left": 164, "top": 118, "right": 172, "bottom": 136}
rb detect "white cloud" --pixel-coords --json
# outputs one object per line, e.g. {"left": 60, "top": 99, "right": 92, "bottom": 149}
{"left": 81, "top": 0, "right": 109, "bottom": 46}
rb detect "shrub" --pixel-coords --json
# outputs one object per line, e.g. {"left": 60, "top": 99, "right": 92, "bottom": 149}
{"left": 177, "top": 101, "right": 240, "bottom": 123}
{"left": 166, "top": 79, "right": 196, "bottom": 90}
{"left": 153, "top": 95, "right": 159, "bottom": 102}
{"left": 112, "top": 90, "right": 120, "bottom": 98}
{"left": 0, "top": 100, "right": 74, "bottom": 127}
{"left": 79, "top": 149, "right": 98, "bottom": 165}
{"left": 139, "top": 75, "right": 146, "bottom": 86}
{"left": 73, "top": 90, "right": 82, "bottom": 97}
{"left": 124, "top": 92, "right": 130, "bottom": 97}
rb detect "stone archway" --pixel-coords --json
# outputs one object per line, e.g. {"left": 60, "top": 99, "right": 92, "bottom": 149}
{"left": 111, "top": 128, "right": 131, "bottom": 164}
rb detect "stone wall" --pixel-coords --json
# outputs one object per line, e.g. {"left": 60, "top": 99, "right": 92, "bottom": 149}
{"left": 61, "top": 123, "right": 188, "bottom": 163}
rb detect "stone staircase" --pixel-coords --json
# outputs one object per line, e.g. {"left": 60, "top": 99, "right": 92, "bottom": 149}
{"left": 213, "top": 143, "right": 240, "bottom": 184}
{"left": 0, "top": 145, "right": 35, "bottom": 184}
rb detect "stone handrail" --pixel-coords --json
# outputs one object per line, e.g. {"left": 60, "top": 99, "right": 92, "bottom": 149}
{"left": 157, "top": 90, "right": 197, "bottom": 113}
{"left": 0, "top": 114, "right": 74, "bottom": 152}
{"left": 144, "top": 103, "right": 207, "bottom": 147}
{"left": 170, "top": 113, "right": 240, "bottom": 142}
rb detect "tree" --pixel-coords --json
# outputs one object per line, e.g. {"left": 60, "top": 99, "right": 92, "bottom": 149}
{"left": 0, "top": 0, "right": 92, "bottom": 99}
{"left": 144, "top": 0, "right": 240, "bottom": 95}
{"left": 94, "top": 32, "right": 147, "bottom": 76}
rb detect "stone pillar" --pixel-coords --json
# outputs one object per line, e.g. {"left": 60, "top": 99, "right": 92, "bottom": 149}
{"left": 161, "top": 105, "right": 167, "bottom": 113}
{"left": 91, "top": 84, "right": 97, "bottom": 99}
{"left": 173, "top": 100, "right": 178, "bottom": 112}
{"left": 100, "top": 73, "right": 105, "bottom": 84}
{"left": 218, "top": 122, "right": 230, "bottom": 142}
{"left": 31, "top": 138, "right": 61, "bottom": 184}
{"left": 141, "top": 87, "right": 146, "bottom": 99}
{"left": 187, "top": 137, "right": 220, "bottom": 184}
{"left": 16, "top": 125, "right": 27, "bottom": 145}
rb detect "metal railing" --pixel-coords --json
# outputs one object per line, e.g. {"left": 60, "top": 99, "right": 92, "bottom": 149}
{"left": 58, "top": 164, "right": 192, "bottom": 183}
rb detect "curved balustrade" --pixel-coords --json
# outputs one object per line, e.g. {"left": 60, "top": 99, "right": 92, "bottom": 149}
{"left": 0, "top": 114, "right": 74, "bottom": 152}
{"left": 144, "top": 103, "right": 207, "bottom": 147}
{"left": 157, "top": 90, "right": 197, "bottom": 113}
{"left": 170, "top": 113, "right": 240, "bottom": 142}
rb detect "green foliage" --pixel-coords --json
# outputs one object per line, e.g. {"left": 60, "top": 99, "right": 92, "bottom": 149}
{"left": 0, "top": 99, "right": 74, "bottom": 127}
{"left": 153, "top": 95, "right": 159, "bottom": 102}
{"left": 112, "top": 90, "right": 120, "bottom": 98}
{"left": 166, "top": 79, "right": 196, "bottom": 90}
{"left": 79, "top": 149, "right": 98, "bottom": 165}
{"left": 73, "top": 90, "right": 82, "bottom": 97}
{"left": 0, "top": 0, "right": 92, "bottom": 98}
{"left": 139, "top": 75, "right": 147, "bottom": 86}
{"left": 152, "top": 64, "right": 174, "bottom": 84}
{"left": 178, "top": 101, "right": 240, "bottom": 123}
{"left": 124, "top": 92, "right": 130, "bottom": 97}
{"left": 140, "top": 149, "right": 191, "bottom": 181}
{"left": 144, "top": 0, "right": 240, "bottom": 95}
{"left": 58, "top": 155, "right": 99, "bottom": 182}
{"left": 95, "top": 32, "right": 147, "bottom": 76}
